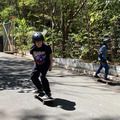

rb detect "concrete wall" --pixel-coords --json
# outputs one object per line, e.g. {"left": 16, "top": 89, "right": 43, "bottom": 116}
{"left": 55, "top": 58, "right": 120, "bottom": 77}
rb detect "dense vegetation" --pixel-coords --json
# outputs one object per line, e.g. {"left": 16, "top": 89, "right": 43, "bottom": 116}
{"left": 0, "top": 0, "right": 120, "bottom": 63}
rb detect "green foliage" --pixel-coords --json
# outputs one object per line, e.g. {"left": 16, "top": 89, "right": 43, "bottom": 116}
{"left": 45, "top": 28, "right": 63, "bottom": 57}
{"left": 14, "top": 18, "right": 35, "bottom": 55}
{"left": 0, "top": 6, "right": 15, "bottom": 22}
{"left": 19, "top": 0, "right": 37, "bottom": 6}
{"left": 80, "top": 46, "right": 98, "bottom": 61}
{"left": 0, "top": 0, "right": 120, "bottom": 63}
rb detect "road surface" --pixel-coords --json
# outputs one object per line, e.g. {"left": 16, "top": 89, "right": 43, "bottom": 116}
{"left": 0, "top": 52, "right": 120, "bottom": 120}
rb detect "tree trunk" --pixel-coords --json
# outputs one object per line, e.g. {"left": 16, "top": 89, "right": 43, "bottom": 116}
{"left": 62, "top": 27, "right": 69, "bottom": 58}
{"left": 61, "top": 7, "right": 69, "bottom": 58}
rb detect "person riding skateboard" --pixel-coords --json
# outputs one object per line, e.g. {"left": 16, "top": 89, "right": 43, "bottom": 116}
{"left": 30, "top": 32, "right": 53, "bottom": 99}
{"left": 94, "top": 35, "right": 111, "bottom": 80}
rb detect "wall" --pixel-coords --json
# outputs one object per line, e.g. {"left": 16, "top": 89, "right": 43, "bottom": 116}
{"left": 55, "top": 58, "right": 120, "bottom": 77}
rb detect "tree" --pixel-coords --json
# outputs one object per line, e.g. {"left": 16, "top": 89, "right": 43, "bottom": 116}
{"left": 14, "top": 18, "right": 35, "bottom": 56}
{"left": 45, "top": 0, "right": 87, "bottom": 57}
{"left": 0, "top": 0, "right": 119, "bottom": 62}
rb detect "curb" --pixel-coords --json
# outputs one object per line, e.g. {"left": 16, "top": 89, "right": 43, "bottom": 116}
{"left": 55, "top": 62, "right": 120, "bottom": 86}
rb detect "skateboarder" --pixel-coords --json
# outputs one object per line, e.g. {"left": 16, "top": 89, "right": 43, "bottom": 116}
{"left": 30, "top": 32, "right": 53, "bottom": 99}
{"left": 94, "top": 35, "right": 111, "bottom": 80}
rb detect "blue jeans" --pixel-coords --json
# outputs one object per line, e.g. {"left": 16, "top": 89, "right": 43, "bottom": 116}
{"left": 95, "top": 61, "right": 109, "bottom": 79}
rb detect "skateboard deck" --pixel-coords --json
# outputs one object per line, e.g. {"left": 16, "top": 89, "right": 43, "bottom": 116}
{"left": 34, "top": 95, "right": 54, "bottom": 105}
{"left": 97, "top": 78, "right": 112, "bottom": 83}
{"left": 97, "top": 78, "right": 119, "bottom": 85}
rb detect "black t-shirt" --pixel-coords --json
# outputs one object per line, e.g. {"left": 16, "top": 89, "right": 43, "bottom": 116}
{"left": 30, "top": 43, "right": 52, "bottom": 66}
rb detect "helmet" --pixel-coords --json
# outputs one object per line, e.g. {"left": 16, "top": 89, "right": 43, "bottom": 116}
{"left": 103, "top": 35, "right": 110, "bottom": 44}
{"left": 32, "top": 32, "right": 44, "bottom": 43}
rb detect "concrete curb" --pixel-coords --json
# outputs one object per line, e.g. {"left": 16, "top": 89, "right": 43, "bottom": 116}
{"left": 54, "top": 58, "right": 120, "bottom": 84}
{"left": 55, "top": 58, "right": 120, "bottom": 75}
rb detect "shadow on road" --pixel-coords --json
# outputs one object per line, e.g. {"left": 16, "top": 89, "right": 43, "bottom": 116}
{"left": 92, "top": 117, "right": 120, "bottom": 120}
{"left": 0, "top": 55, "right": 117, "bottom": 95}
{"left": 51, "top": 98, "right": 76, "bottom": 111}
{"left": 0, "top": 56, "right": 83, "bottom": 92}
{"left": 35, "top": 97, "right": 76, "bottom": 111}
{"left": 0, "top": 57, "right": 34, "bottom": 91}
{"left": 18, "top": 109, "right": 120, "bottom": 120}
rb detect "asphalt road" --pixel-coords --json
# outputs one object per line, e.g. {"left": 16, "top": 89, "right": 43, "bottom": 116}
{"left": 0, "top": 52, "right": 120, "bottom": 120}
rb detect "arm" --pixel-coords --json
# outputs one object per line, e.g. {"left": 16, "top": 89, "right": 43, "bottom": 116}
{"left": 49, "top": 53, "right": 53, "bottom": 71}
{"left": 30, "top": 45, "right": 36, "bottom": 62}
{"left": 99, "top": 45, "right": 107, "bottom": 62}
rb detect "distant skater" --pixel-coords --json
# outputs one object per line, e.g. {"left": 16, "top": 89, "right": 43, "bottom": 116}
{"left": 94, "top": 36, "right": 111, "bottom": 80}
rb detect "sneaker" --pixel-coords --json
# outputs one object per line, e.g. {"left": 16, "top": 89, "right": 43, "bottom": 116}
{"left": 104, "top": 78, "right": 110, "bottom": 80}
{"left": 94, "top": 75, "right": 100, "bottom": 78}
{"left": 46, "top": 93, "right": 53, "bottom": 99}
{"left": 38, "top": 91, "right": 45, "bottom": 97}
{"left": 34, "top": 90, "right": 42, "bottom": 93}
{"left": 47, "top": 96, "right": 53, "bottom": 99}
{"left": 41, "top": 95, "right": 48, "bottom": 99}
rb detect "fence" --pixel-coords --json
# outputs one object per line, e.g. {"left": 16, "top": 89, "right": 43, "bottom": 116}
{"left": 2, "top": 21, "right": 15, "bottom": 53}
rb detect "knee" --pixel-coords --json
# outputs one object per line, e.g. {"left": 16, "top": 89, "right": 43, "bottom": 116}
{"left": 105, "top": 66, "right": 109, "bottom": 72}
{"left": 31, "top": 73, "right": 38, "bottom": 81}
{"left": 106, "top": 65, "right": 109, "bottom": 70}
{"left": 41, "top": 75, "right": 47, "bottom": 81}
{"left": 41, "top": 75, "right": 45, "bottom": 79}
{"left": 31, "top": 76, "right": 35, "bottom": 82}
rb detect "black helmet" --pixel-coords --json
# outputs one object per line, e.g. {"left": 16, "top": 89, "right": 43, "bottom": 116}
{"left": 32, "top": 32, "right": 44, "bottom": 43}
{"left": 103, "top": 35, "right": 110, "bottom": 44}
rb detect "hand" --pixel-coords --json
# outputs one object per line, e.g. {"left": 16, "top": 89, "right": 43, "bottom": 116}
{"left": 49, "top": 65, "right": 52, "bottom": 71}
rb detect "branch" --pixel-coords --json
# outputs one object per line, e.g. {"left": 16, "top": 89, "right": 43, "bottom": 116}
{"left": 73, "top": 0, "right": 87, "bottom": 18}
{"left": 67, "top": 0, "right": 87, "bottom": 26}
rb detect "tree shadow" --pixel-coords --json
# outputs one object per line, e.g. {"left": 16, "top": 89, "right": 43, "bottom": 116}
{"left": 20, "top": 114, "right": 46, "bottom": 120}
{"left": 0, "top": 110, "right": 6, "bottom": 118}
{"left": 0, "top": 57, "right": 34, "bottom": 91}
{"left": 18, "top": 109, "right": 120, "bottom": 120}
{"left": 47, "top": 67, "right": 85, "bottom": 78}
{"left": 91, "top": 116, "right": 120, "bottom": 120}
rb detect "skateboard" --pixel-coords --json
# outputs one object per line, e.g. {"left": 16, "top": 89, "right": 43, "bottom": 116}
{"left": 34, "top": 95, "right": 54, "bottom": 105}
{"left": 97, "top": 78, "right": 119, "bottom": 85}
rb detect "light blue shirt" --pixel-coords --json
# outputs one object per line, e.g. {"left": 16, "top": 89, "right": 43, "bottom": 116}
{"left": 98, "top": 45, "right": 107, "bottom": 61}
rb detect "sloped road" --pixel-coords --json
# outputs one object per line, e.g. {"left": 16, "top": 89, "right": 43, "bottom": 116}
{"left": 0, "top": 52, "right": 120, "bottom": 120}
